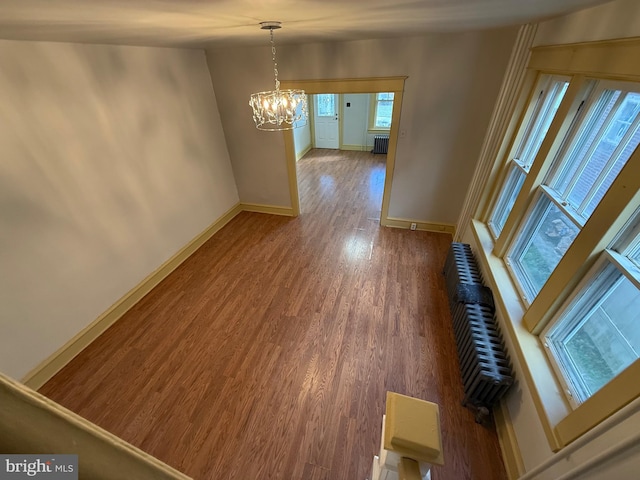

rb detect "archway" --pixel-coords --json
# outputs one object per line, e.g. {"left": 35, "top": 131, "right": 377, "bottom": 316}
{"left": 281, "top": 77, "right": 407, "bottom": 225}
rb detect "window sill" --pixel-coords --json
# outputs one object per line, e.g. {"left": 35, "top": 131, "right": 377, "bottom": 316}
{"left": 471, "top": 219, "right": 571, "bottom": 451}
{"left": 368, "top": 128, "right": 391, "bottom": 134}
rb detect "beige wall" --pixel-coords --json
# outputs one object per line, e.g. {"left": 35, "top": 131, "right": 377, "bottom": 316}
{"left": 293, "top": 110, "right": 312, "bottom": 159}
{"left": 342, "top": 93, "right": 373, "bottom": 149}
{"left": 206, "top": 28, "right": 518, "bottom": 222}
{"left": 0, "top": 40, "right": 239, "bottom": 379}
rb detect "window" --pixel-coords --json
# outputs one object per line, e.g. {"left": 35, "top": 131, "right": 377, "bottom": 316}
{"left": 508, "top": 191, "right": 581, "bottom": 300}
{"left": 516, "top": 76, "right": 570, "bottom": 169}
{"left": 488, "top": 75, "right": 569, "bottom": 238}
{"left": 506, "top": 81, "right": 640, "bottom": 304}
{"left": 316, "top": 94, "right": 336, "bottom": 117}
{"left": 370, "top": 92, "right": 394, "bottom": 130}
{"left": 476, "top": 38, "right": 640, "bottom": 450}
{"left": 489, "top": 164, "right": 527, "bottom": 238}
{"left": 549, "top": 87, "right": 640, "bottom": 220}
{"left": 543, "top": 213, "right": 640, "bottom": 406}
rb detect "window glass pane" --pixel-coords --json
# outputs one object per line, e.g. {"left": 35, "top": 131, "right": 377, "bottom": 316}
{"left": 516, "top": 77, "right": 569, "bottom": 168}
{"left": 508, "top": 194, "right": 580, "bottom": 301}
{"left": 375, "top": 92, "right": 394, "bottom": 128}
{"left": 489, "top": 163, "right": 527, "bottom": 238}
{"left": 554, "top": 90, "right": 621, "bottom": 194}
{"left": 550, "top": 89, "right": 640, "bottom": 222}
{"left": 546, "top": 262, "right": 640, "bottom": 403}
{"left": 583, "top": 107, "right": 640, "bottom": 217}
{"left": 487, "top": 77, "right": 568, "bottom": 241}
{"left": 316, "top": 94, "right": 335, "bottom": 116}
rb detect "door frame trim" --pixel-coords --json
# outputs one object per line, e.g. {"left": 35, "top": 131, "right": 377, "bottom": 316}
{"left": 281, "top": 77, "right": 407, "bottom": 221}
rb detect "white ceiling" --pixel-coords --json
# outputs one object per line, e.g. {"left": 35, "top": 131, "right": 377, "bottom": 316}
{"left": 0, "top": 0, "right": 611, "bottom": 48}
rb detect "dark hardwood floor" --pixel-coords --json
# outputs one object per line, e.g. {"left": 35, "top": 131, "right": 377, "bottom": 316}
{"left": 40, "top": 149, "right": 507, "bottom": 480}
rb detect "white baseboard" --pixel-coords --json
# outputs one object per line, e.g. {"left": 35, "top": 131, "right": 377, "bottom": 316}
{"left": 494, "top": 400, "right": 525, "bottom": 480}
{"left": 382, "top": 217, "right": 456, "bottom": 235}
{"left": 240, "top": 203, "right": 294, "bottom": 216}
{"left": 22, "top": 202, "right": 243, "bottom": 390}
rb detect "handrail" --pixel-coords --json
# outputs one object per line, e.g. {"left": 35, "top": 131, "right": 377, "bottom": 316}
{"left": 0, "top": 373, "right": 191, "bottom": 480}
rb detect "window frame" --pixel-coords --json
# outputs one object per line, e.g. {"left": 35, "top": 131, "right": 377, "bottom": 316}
{"left": 368, "top": 92, "right": 394, "bottom": 131}
{"left": 486, "top": 74, "right": 571, "bottom": 240}
{"left": 503, "top": 78, "right": 640, "bottom": 307}
{"left": 470, "top": 37, "right": 640, "bottom": 451}
{"left": 514, "top": 75, "right": 571, "bottom": 170}
{"left": 541, "top": 250, "right": 640, "bottom": 409}
{"left": 612, "top": 209, "right": 640, "bottom": 271}
{"left": 545, "top": 81, "right": 640, "bottom": 221}
{"left": 505, "top": 187, "right": 582, "bottom": 305}
{"left": 488, "top": 159, "right": 528, "bottom": 239}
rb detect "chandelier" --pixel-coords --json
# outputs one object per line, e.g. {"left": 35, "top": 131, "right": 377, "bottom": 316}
{"left": 249, "top": 22, "right": 308, "bottom": 131}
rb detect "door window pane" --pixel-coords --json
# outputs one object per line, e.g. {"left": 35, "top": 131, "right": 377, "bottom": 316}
{"left": 316, "top": 94, "right": 335, "bottom": 117}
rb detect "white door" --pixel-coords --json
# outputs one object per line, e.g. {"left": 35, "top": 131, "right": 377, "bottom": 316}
{"left": 314, "top": 94, "right": 339, "bottom": 149}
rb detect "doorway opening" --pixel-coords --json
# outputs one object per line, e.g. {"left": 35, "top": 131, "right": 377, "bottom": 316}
{"left": 296, "top": 149, "right": 386, "bottom": 220}
{"left": 282, "top": 77, "right": 407, "bottom": 225}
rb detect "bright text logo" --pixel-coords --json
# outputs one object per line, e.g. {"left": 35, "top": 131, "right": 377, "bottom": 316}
{"left": 0, "top": 455, "right": 77, "bottom": 480}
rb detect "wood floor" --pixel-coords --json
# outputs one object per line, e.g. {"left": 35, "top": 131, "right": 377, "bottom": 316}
{"left": 40, "top": 149, "right": 507, "bottom": 480}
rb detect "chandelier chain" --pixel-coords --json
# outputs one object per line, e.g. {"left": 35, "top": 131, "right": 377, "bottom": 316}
{"left": 270, "top": 29, "right": 280, "bottom": 91}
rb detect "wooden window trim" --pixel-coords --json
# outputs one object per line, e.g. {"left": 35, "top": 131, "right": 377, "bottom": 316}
{"left": 474, "top": 37, "right": 640, "bottom": 451}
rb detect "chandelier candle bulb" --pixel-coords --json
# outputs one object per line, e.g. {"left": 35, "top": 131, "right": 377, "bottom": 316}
{"left": 249, "top": 21, "right": 309, "bottom": 131}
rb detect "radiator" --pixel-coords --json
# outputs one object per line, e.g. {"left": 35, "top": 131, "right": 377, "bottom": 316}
{"left": 372, "top": 134, "right": 389, "bottom": 154}
{"left": 443, "top": 242, "right": 513, "bottom": 423}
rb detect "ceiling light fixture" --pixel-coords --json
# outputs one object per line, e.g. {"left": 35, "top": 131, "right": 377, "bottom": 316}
{"left": 249, "top": 21, "right": 308, "bottom": 131}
